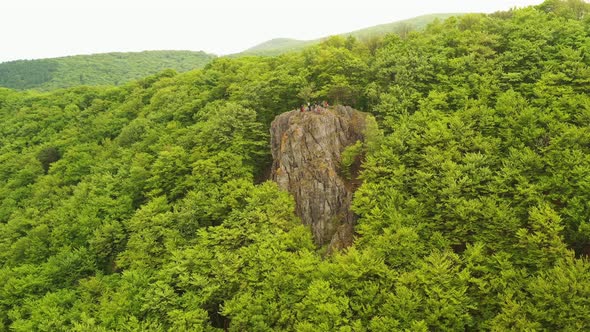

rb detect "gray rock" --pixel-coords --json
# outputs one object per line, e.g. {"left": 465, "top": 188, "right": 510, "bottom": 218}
{"left": 270, "top": 105, "right": 367, "bottom": 251}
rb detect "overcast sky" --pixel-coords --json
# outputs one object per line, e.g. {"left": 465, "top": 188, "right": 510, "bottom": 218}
{"left": 1, "top": 0, "right": 544, "bottom": 63}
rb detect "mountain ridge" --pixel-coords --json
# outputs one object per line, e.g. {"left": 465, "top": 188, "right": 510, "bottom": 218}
{"left": 238, "top": 13, "right": 465, "bottom": 56}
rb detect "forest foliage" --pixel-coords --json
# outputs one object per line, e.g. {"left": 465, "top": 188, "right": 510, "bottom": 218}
{"left": 1, "top": 1, "right": 590, "bottom": 330}
{"left": 0, "top": 51, "right": 215, "bottom": 91}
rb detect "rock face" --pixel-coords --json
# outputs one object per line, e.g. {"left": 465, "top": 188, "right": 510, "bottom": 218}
{"left": 270, "top": 105, "right": 367, "bottom": 250}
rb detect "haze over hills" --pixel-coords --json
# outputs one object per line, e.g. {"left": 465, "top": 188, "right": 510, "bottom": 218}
{"left": 0, "top": 13, "right": 462, "bottom": 91}
{"left": 0, "top": 50, "right": 216, "bottom": 91}
{"left": 238, "top": 13, "right": 463, "bottom": 56}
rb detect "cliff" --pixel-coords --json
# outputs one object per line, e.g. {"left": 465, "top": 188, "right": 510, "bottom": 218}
{"left": 270, "top": 105, "right": 368, "bottom": 251}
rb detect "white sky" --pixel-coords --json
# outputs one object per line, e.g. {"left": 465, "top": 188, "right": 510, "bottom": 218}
{"left": 1, "top": 0, "right": 543, "bottom": 63}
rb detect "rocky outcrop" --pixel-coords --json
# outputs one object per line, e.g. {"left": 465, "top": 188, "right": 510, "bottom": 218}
{"left": 270, "top": 105, "right": 367, "bottom": 251}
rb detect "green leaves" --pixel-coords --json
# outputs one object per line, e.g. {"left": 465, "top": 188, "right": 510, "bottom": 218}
{"left": 193, "top": 102, "right": 268, "bottom": 165}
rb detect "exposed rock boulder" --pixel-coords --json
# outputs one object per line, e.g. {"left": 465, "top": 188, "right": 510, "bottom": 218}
{"left": 270, "top": 105, "right": 367, "bottom": 251}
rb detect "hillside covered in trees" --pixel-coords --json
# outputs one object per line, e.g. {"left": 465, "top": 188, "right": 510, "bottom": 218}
{"left": 0, "top": 50, "right": 215, "bottom": 91}
{"left": 1, "top": 0, "right": 590, "bottom": 330}
{"left": 238, "top": 13, "right": 461, "bottom": 56}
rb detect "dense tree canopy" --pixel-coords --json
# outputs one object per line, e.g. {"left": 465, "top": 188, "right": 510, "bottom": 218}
{"left": 0, "top": 51, "right": 215, "bottom": 91}
{"left": 1, "top": 1, "right": 590, "bottom": 330}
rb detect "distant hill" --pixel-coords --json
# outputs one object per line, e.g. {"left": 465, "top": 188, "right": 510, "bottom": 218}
{"left": 0, "top": 14, "right": 462, "bottom": 90}
{"left": 238, "top": 13, "right": 463, "bottom": 56}
{"left": 240, "top": 38, "right": 317, "bottom": 56}
{"left": 0, "top": 50, "right": 216, "bottom": 90}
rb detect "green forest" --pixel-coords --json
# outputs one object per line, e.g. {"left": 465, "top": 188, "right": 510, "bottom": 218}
{"left": 1, "top": 0, "right": 590, "bottom": 330}
{"left": 0, "top": 51, "right": 215, "bottom": 91}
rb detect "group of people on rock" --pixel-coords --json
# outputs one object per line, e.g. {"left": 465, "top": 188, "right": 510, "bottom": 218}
{"left": 299, "top": 101, "right": 329, "bottom": 113}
